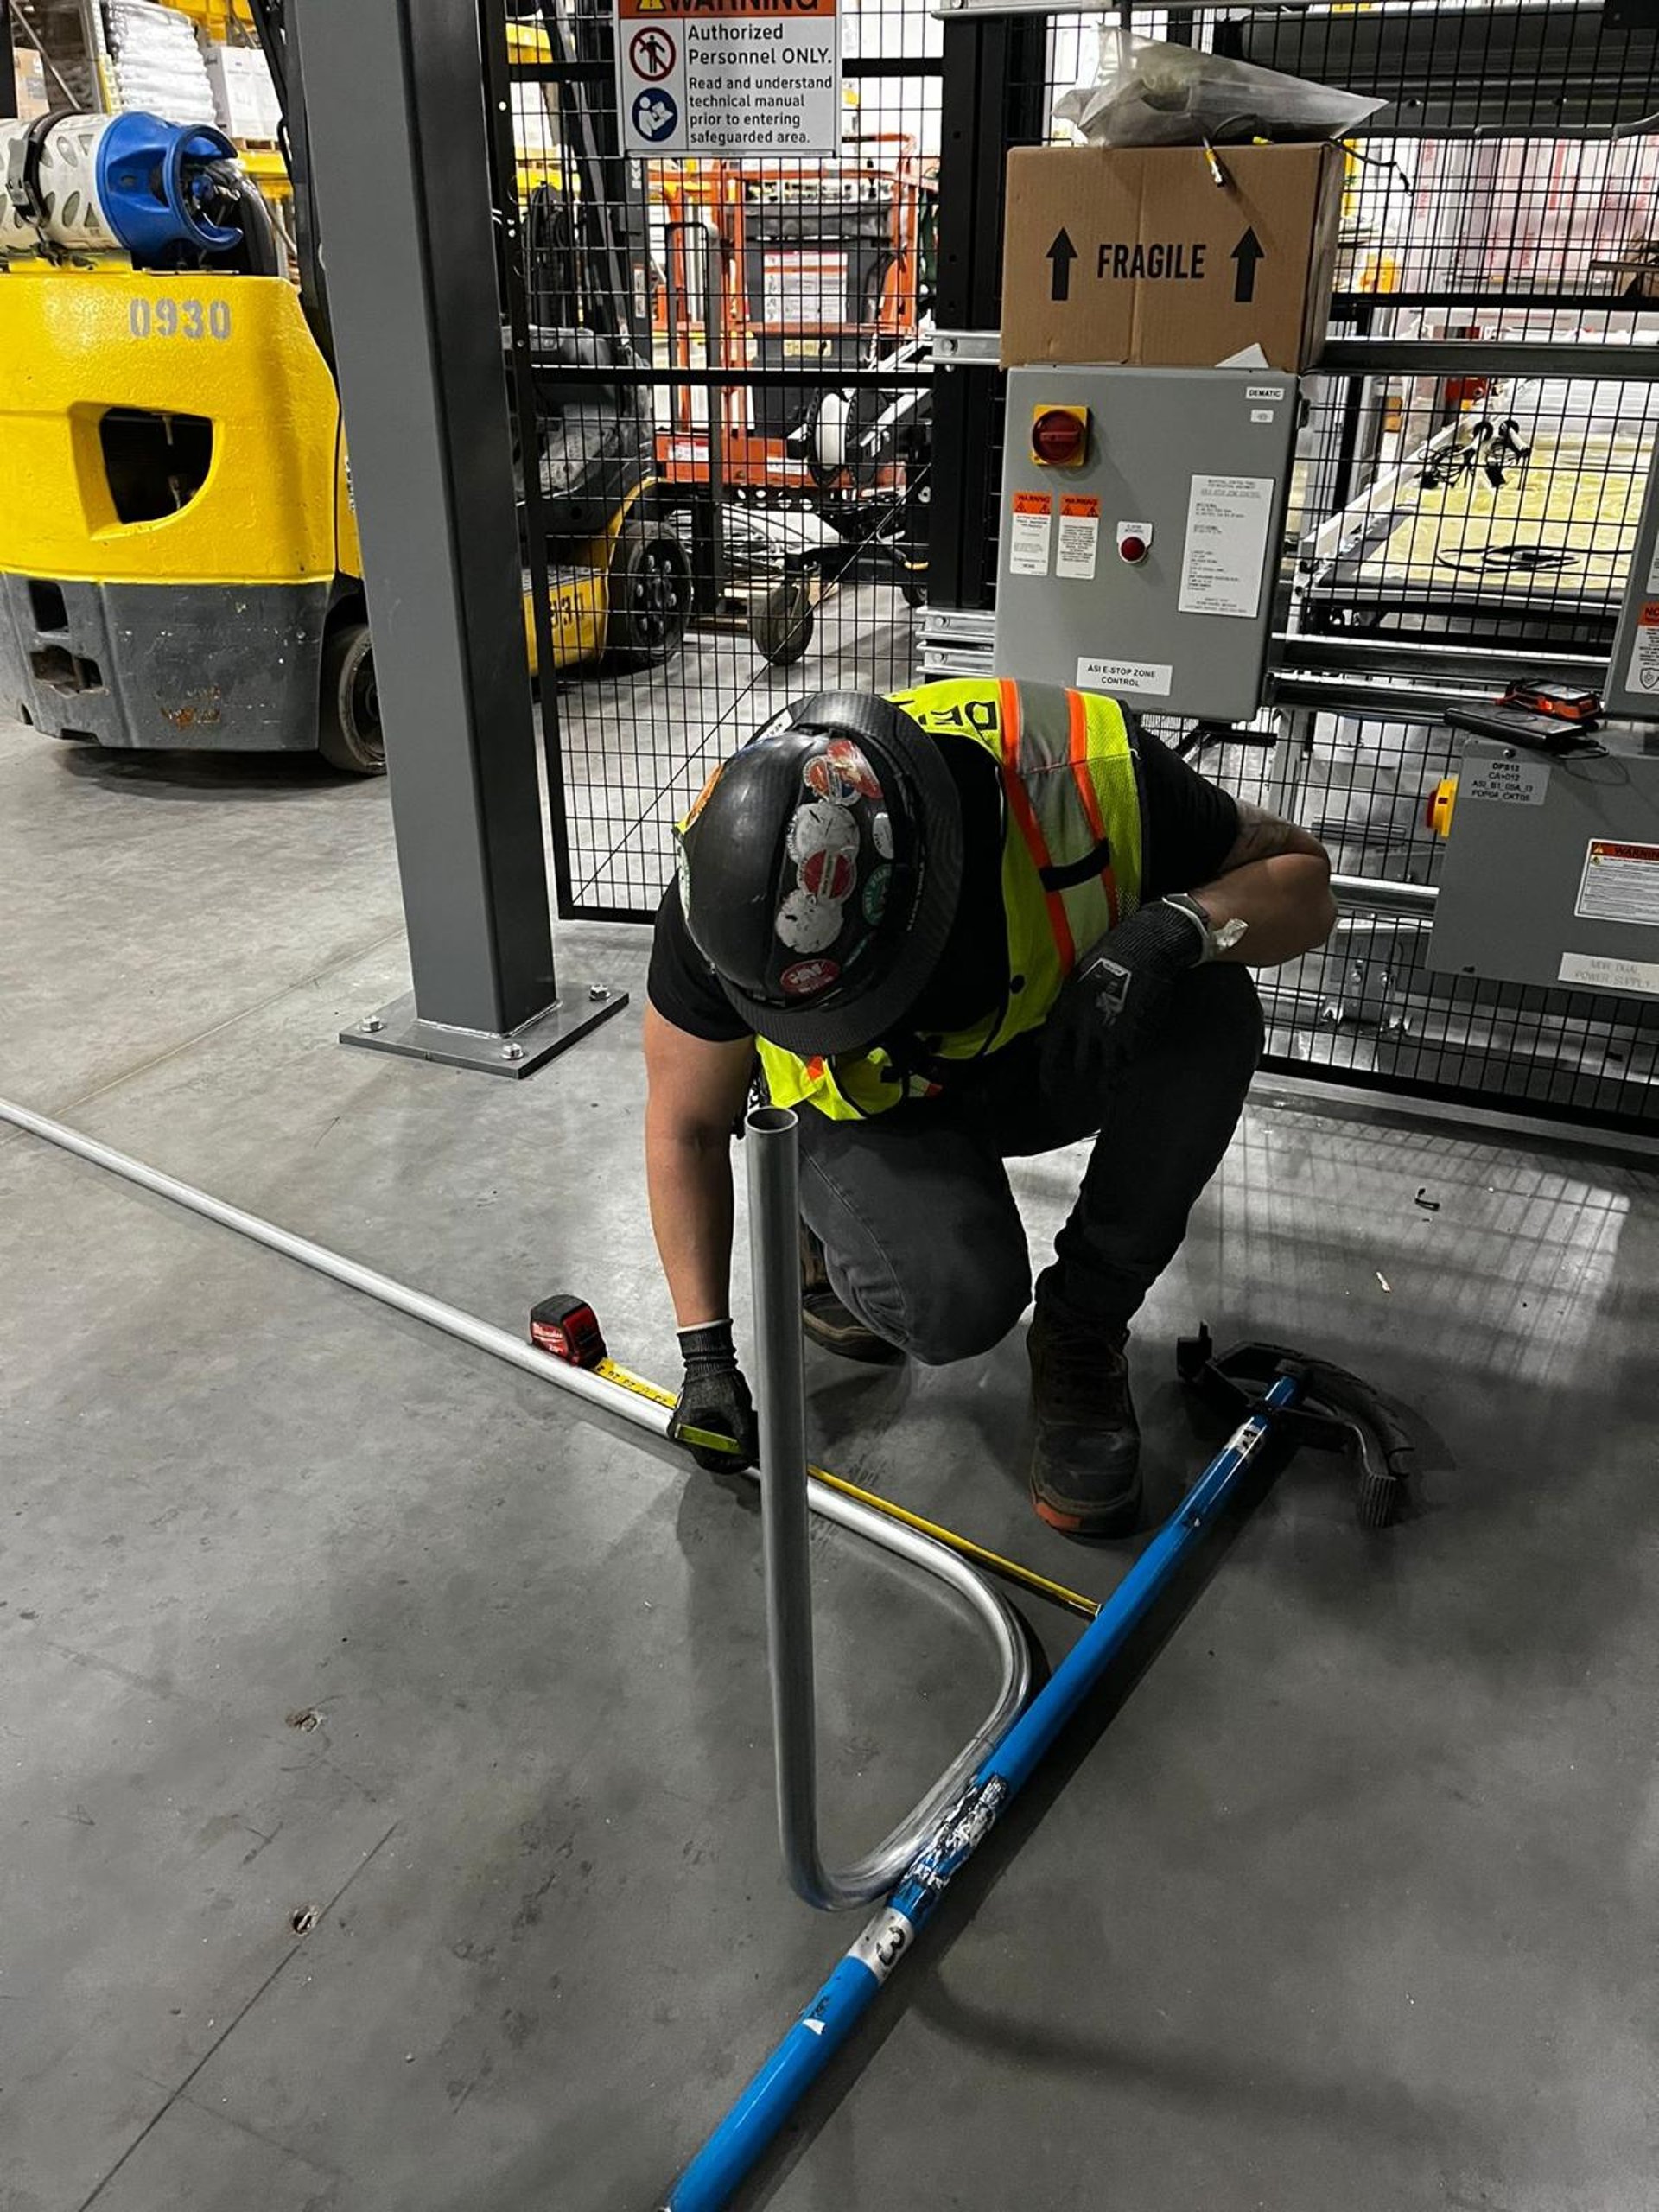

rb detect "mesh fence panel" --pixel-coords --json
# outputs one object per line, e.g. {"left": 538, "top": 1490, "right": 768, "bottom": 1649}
{"left": 1006, "top": 3, "right": 1659, "bottom": 1131}
{"left": 490, "top": 0, "right": 938, "bottom": 924}
{"left": 486, "top": 0, "right": 1659, "bottom": 1129}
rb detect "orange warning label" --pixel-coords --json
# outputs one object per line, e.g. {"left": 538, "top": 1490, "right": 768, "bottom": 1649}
{"left": 1059, "top": 494, "right": 1101, "bottom": 519}
{"left": 1638, "top": 600, "right": 1659, "bottom": 626}
{"left": 1011, "top": 492, "right": 1052, "bottom": 517}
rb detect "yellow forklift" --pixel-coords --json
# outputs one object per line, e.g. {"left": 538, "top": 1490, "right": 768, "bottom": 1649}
{"left": 0, "top": 86, "right": 690, "bottom": 773}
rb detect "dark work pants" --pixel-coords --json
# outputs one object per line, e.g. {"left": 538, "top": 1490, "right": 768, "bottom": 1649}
{"left": 794, "top": 963, "right": 1263, "bottom": 1365}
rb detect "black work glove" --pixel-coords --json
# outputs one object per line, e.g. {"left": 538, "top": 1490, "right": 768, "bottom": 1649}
{"left": 1039, "top": 897, "right": 1211, "bottom": 1097}
{"left": 670, "top": 1318, "right": 759, "bottom": 1473}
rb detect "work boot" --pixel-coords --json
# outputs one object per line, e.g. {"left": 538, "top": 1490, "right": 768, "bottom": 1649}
{"left": 800, "top": 1226, "right": 904, "bottom": 1365}
{"left": 1027, "top": 1303, "right": 1142, "bottom": 1537}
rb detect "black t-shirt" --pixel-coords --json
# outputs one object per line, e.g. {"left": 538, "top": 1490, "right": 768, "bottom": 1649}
{"left": 648, "top": 724, "right": 1239, "bottom": 1045}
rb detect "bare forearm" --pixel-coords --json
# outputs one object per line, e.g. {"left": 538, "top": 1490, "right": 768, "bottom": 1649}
{"left": 646, "top": 1120, "right": 735, "bottom": 1327}
{"left": 1192, "top": 850, "right": 1337, "bottom": 967}
{"left": 1188, "top": 798, "right": 1336, "bottom": 968}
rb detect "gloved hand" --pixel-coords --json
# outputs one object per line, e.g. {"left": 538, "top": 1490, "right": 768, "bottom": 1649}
{"left": 1040, "top": 897, "right": 1211, "bottom": 1097}
{"left": 670, "top": 1318, "right": 759, "bottom": 1472}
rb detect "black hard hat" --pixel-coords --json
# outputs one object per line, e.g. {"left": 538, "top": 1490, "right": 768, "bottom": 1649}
{"left": 676, "top": 691, "right": 964, "bottom": 1056}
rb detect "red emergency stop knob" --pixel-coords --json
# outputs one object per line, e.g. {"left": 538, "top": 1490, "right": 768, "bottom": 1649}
{"left": 1118, "top": 534, "right": 1148, "bottom": 564}
{"left": 1031, "top": 406, "right": 1088, "bottom": 467}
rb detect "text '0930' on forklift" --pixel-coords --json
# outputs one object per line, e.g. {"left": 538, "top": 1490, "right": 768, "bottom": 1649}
{"left": 0, "top": 99, "right": 691, "bottom": 775}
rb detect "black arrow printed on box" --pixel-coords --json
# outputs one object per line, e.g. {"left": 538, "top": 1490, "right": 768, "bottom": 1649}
{"left": 1046, "top": 227, "right": 1077, "bottom": 303}
{"left": 1230, "top": 226, "right": 1265, "bottom": 305}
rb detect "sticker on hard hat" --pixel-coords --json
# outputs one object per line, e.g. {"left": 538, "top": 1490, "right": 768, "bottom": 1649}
{"left": 862, "top": 864, "right": 892, "bottom": 925}
{"left": 683, "top": 760, "right": 724, "bottom": 825}
{"left": 825, "top": 737, "right": 882, "bottom": 798}
{"left": 777, "top": 887, "right": 842, "bottom": 953}
{"left": 788, "top": 798, "right": 859, "bottom": 866}
{"left": 780, "top": 957, "right": 840, "bottom": 997}
{"left": 800, "top": 848, "right": 855, "bottom": 900}
{"left": 804, "top": 756, "right": 855, "bottom": 806}
{"left": 871, "top": 810, "right": 894, "bottom": 861}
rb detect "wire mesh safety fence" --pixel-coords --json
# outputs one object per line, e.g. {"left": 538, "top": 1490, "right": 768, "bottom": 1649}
{"left": 481, "top": 0, "right": 1659, "bottom": 1128}
{"left": 484, "top": 0, "right": 938, "bottom": 925}
{"left": 983, "top": 1, "right": 1659, "bottom": 1132}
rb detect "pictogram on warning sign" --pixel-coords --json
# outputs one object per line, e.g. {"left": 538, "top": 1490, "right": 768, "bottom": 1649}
{"left": 614, "top": 0, "right": 840, "bottom": 156}
{"left": 629, "top": 25, "right": 677, "bottom": 78}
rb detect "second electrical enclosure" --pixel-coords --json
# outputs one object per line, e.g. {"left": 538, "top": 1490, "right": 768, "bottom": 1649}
{"left": 995, "top": 365, "right": 1298, "bottom": 723}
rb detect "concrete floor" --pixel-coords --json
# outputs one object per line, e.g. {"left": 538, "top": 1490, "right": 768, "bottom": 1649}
{"left": 3, "top": 715, "right": 1657, "bottom": 2212}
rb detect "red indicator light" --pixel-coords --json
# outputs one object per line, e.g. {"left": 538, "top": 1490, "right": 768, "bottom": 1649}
{"left": 1118, "top": 534, "right": 1148, "bottom": 564}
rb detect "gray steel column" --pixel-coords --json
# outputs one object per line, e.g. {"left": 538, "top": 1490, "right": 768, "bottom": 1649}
{"left": 290, "top": 0, "right": 625, "bottom": 1077}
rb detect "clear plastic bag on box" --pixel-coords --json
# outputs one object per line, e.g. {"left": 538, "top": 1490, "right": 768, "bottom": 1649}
{"left": 1055, "top": 31, "right": 1383, "bottom": 149}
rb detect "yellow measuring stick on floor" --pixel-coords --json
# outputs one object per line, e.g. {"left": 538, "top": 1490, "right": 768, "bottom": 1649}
{"left": 599, "top": 1357, "right": 1102, "bottom": 1623}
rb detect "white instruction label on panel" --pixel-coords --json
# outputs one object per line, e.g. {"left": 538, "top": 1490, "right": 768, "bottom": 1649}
{"left": 1056, "top": 495, "right": 1101, "bottom": 580}
{"left": 1077, "top": 656, "right": 1173, "bottom": 697}
{"left": 1461, "top": 754, "right": 1550, "bottom": 806}
{"left": 1574, "top": 839, "right": 1659, "bottom": 925}
{"left": 1246, "top": 385, "right": 1287, "bottom": 402}
{"left": 1559, "top": 950, "right": 1659, "bottom": 995}
{"left": 1625, "top": 601, "right": 1659, "bottom": 694}
{"left": 1007, "top": 490, "right": 1052, "bottom": 576}
{"left": 1178, "top": 474, "right": 1274, "bottom": 620}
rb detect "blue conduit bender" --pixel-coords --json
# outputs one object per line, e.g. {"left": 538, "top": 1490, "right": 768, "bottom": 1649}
{"left": 660, "top": 1107, "right": 1412, "bottom": 2211}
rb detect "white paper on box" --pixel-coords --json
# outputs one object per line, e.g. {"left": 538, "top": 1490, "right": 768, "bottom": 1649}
{"left": 1077, "top": 656, "right": 1173, "bottom": 697}
{"left": 1007, "top": 492, "right": 1052, "bottom": 577}
{"left": 1559, "top": 950, "right": 1659, "bottom": 995}
{"left": 1178, "top": 474, "right": 1274, "bottom": 620}
{"left": 1574, "top": 839, "right": 1659, "bottom": 926}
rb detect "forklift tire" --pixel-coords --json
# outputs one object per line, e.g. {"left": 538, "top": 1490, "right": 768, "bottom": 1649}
{"left": 317, "top": 622, "right": 385, "bottom": 777}
{"left": 899, "top": 574, "right": 927, "bottom": 610}
{"left": 607, "top": 527, "right": 692, "bottom": 668}
{"left": 752, "top": 576, "right": 815, "bottom": 668}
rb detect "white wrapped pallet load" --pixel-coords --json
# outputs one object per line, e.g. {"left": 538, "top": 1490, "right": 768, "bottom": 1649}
{"left": 106, "top": 0, "right": 218, "bottom": 127}
{"left": 206, "top": 43, "right": 283, "bottom": 144}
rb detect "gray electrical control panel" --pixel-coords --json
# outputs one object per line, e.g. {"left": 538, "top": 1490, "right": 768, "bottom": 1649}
{"left": 994, "top": 365, "right": 1299, "bottom": 721}
{"left": 1428, "top": 729, "right": 1659, "bottom": 1001}
{"left": 1605, "top": 438, "right": 1659, "bottom": 720}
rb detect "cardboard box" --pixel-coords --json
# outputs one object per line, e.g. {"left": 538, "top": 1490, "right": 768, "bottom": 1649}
{"left": 1001, "top": 143, "right": 1344, "bottom": 373}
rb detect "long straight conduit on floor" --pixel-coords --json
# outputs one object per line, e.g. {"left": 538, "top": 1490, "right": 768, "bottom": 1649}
{"left": 0, "top": 1092, "right": 1031, "bottom": 1890}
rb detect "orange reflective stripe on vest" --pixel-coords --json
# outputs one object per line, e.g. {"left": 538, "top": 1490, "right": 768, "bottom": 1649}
{"left": 996, "top": 678, "right": 1077, "bottom": 972}
{"left": 753, "top": 677, "right": 1144, "bottom": 1122}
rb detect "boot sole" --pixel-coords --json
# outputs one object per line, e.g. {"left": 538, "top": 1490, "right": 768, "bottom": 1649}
{"left": 1029, "top": 1481, "right": 1142, "bottom": 1540}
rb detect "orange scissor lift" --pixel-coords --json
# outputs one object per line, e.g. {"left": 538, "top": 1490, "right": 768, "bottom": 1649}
{"left": 647, "top": 143, "right": 934, "bottom": 653}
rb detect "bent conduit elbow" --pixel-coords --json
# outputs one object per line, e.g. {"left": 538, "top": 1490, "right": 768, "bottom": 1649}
{"left": 746, "top": 1106, "right": 1031, "bottom": 1911}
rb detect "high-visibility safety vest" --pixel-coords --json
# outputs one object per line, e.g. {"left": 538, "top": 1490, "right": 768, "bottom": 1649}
{"left": 756, "top": 677, "right": 1144, "bottom": 1120}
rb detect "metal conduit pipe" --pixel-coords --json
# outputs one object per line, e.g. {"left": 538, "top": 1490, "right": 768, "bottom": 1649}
{"left": 1332, "top": 873, "right": 1439, "bottom": 919}
{"left": 0, "top": 1092, "right": 1030, "bottom": 1900}
{"left": 747, "top": 1106, "right": 1030, "bottom": 1910}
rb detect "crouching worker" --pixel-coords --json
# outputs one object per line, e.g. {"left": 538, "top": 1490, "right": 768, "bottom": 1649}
{"left": 644, "top": 681, "right": 1334, "bottom": 1537}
